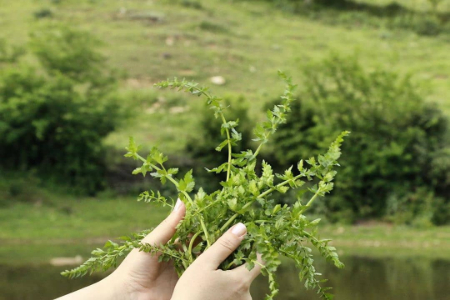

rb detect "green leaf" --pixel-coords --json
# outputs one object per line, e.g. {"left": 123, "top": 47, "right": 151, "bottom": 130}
{"left": 215, "top": 139, "right": 228, "bottom": 152}
{"left": 124, "top": 137, "right": 141, "bottom": 159}
{"left": 178, "top": 170, "right": 195, "bottom": 193}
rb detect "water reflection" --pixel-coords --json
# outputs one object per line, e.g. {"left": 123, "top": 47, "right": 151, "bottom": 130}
{"left": 251, "top": 256, "right": 450, "bottom": 300}
{"left": 0, "top": 256, "right": 449, "bottom": 300}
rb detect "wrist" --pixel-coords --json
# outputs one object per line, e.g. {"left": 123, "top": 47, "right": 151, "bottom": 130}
{"left": 90, "top": 275, "right": 122, "bottom": 300}
{"left": 55, "top": 274, "right": 120, "bottom": 300}
{"left": 100, "top": 272, "right": 147, "bottom": 300}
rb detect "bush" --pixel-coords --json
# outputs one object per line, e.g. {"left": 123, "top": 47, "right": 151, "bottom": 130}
{"left": 0, "top": 171, "right": 43, "bottom": 207}
{"left": 0, "top": 25, "right": 123, "bottom": 194}
{"left": 270, "top": 55, "right": 450, "bottom": 224}
{"left": 0, "top": 39, "right": 26, "bottom": 63}
{"left": 29, "top": 24, "right": 109, "bottom": 83}
{"left": 33, "top": 8, "right": 54, "bottom": 19}
{"left": 255, "top": 0, "right": 450, "bottom": 37}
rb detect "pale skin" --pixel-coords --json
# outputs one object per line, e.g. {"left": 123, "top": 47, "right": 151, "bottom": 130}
{"left": 57, "top": 199, "right": 261, "bottom": 300}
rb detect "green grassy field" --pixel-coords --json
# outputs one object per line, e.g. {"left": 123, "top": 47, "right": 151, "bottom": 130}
{"left": 0, "top": 198, "right": 167, "bottom": 241}
{"left": 0, "top": 196, "right": 169, "bottom": 264}
{"left": 1, "top": 197, "right": 449, "bottom": 264}
{"left": 1, "top": 0, "right": 450, "bottom": 265}
{"left": 1, "top": 0, "right": 449, "bottom": 154}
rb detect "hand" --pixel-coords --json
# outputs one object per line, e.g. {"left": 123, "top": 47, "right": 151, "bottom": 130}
{"left": 171, "top": 223, "right": 262, "bottom": 300}
{"left": 57, "top": 199, "right": 186, "bottom": 300}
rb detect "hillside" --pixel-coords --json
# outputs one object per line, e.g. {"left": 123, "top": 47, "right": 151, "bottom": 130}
{"left": 1, "top": 0, "right": 449, "bottom": 154}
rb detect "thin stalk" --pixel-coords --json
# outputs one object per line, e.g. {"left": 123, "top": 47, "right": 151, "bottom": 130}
{"left": 219, "top": 173, "right": 305, "bottom": 232}
{"left": 181, "top": 190, "right": 212, "bottom": 248}
{"left": 188, "top": 231, "right": 202, "bottom": 263}
{"left": 190, "top": 86, "right": 233, "bottom": 182}
{"left": 305, "top": 192, "right": 320, "bottom": 208}
{"left": 139, "top": 243, "right": 183, "bottom": 260}
{"left": 220, "top": 114, "right": 232, "bottom": 181}
{"left": 253, "top": 143, "right": 264, "bottom": 159}
{"left": 136, "top": 154, "right": 212, "bottom": 247}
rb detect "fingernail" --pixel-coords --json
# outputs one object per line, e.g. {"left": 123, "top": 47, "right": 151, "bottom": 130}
{"left": 231, "top": 223, "right": 246, "bottom": 237}
{"left": 173, "top": 199, "right": 182, "bottom": 212}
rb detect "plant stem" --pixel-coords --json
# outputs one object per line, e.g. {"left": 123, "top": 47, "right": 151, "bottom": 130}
{"left": 220, "top": 114, "right": 232, "bottom": 181}
{"left": 305, "top": 192, "right": 319, "bottom": 208}
{"left": 188, "top": 231, "right": 201, "bottom": 263}
{"left": 253, "top": 143, "right": 264, "bottom": 158}
{"left": 136, "top": 154, "right": 212, "bottom": 247}
{"left": 182, "top": 191, "right": 212, "bottom": 248}
{"left": 193, "top": 86, "right": 232, "bottom": 182}
{"left": 219, "top": 173, "right": 304, "bottom": 232}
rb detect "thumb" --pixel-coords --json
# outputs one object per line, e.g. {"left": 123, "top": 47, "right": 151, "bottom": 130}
{"left": 141, "top": 199, "right": 186, "bottom": 246}
{"left": 195, "top": 223, "right": 247, "bottom": 270}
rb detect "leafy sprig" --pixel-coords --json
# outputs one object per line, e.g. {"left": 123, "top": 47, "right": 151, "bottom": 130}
{"left": 63, "top": 72, "right": 349, "bottom": 299}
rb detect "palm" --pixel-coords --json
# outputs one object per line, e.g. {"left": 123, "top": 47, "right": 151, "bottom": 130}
{"left": 116, "top": 249, "right": 179, "bottom": 300}
{"left": 112, "top": 201, "right": 186, "bottom": 300}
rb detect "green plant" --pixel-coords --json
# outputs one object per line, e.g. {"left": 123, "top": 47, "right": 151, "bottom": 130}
{"left": 0, "top": 39, "right": 26, "bottom": 63}
{"left": 29, "top": 24, "right": 109, "bottom": 83}
{"left": 256, "top": 0, "right": 450, "bottom": 37}
{"left": 271, "top": 55, "right": 449, "bottom": 224}
{"left": 427, "top": 0, "right": 443, "bottom": 14}
{"left": 63, "top": 73, "right": 349, "bottom": 299}
{"left": 0, "top": 25, "right": 123, "bottom": 194}
{"left": 33, "top": 8, "right": 54, "bottom": 19}
{"left": 185, "top": 96, "right": 254, "bottom": 189}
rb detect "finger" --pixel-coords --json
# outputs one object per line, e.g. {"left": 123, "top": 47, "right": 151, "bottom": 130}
{"left": 195, "top": 223, "right": 247, "bottom": 270}
{"left": 232, "top": 253, "right": 264, "bottom": 282}
{"left": 141, "top": 199, "right": 186, "bottom": 246}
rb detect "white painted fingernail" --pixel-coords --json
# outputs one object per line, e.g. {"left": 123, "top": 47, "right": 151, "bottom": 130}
{"left": 173, "top": 199, "right": 182, "bottom": 212}
{"left": 231, "top": 223, "right": 247, "bottom": 236}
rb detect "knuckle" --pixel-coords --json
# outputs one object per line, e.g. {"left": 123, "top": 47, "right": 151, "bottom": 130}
{"left": 230, "top": 276, "right": 250, "bottom": 294}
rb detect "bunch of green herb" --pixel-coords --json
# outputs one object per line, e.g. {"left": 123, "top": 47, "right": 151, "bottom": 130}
{"left": 63, "top": 72, "right": 349, "bottom": 300}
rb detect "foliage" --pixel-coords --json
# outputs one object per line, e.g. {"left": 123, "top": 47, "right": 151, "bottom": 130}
{"left": 0, "top": 39, "right": 26, "bottom": 63}
{"left": 256, "top": 0, "right": 450, "bottom": 37}
{"left": 185, "top": 96, "right": 254, "bottom": 189}
{"left": 63, "top": 73, "right": 349, "bottom": 299}
{"left": 0, "top": 25, "right": 122, "bottom": 194}
{"left": 0, "top": 171, "right": 43, "bottom": 207}
{"left": 271, "top": 55, "right": 450, "bottom": 225}
{"left": 29, "top": 24, "right": 112, "bottom": 84}
{"left": 33, "top": 8, "right": 55, "bottom": 19}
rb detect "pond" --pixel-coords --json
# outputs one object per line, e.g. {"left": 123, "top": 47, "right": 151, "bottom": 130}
{"left": 1, "top": 255, "right": 449, "bottom": 300}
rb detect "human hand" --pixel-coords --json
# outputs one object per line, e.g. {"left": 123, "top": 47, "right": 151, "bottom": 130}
{"left": 57, "top": 199, "right": 186, "bottom": 300}
{"left": 171, "top": 223, "right": 262, "bottom": 300}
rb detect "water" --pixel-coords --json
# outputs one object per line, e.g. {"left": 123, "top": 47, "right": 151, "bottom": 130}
{"left": 1, "top": 256, "right": 449, "bottom": 300}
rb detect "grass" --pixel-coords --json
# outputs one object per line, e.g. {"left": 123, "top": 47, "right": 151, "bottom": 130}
{"left": 1, "top": 0, "right": 450, "bottom": 265}
{"left": 0, "top": 198, "right": 168, "bottom": 242}
{"left": 320, "top": 224, "right": 450, "bottom": 259}
{"left": 1, "top": 198, "right": 449, "bottom": 265}
{"left": 0, "top": 195, "right": 170, "bottom": 264}
{"left": 1, "top": 0, "right": 450, "bottom": 154}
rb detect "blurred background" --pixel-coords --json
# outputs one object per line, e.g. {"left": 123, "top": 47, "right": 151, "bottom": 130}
{"left": 0, "top": 0, "right": 449, "bottom": 299}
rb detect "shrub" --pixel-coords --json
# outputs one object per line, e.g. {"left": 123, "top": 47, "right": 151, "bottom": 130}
{"left": 0, "top": 25, "right": 123, "bottom": 194}
{"left": 29, "top": 24, "right": 108, "bottom": 83}
{"left": 255, "top": 0, "right": 450, "bottom": 37}
{"left": 0, "top": 171, "right": 43, "bottom": 207}
{"left": 0, "top": 39, "right": 26, "bottom": 63}
{"left": 271, "top": 55, "right": 450, "bottom": 224}
{"left": 33, "top": 8, "right": 54, "bottom": 19}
